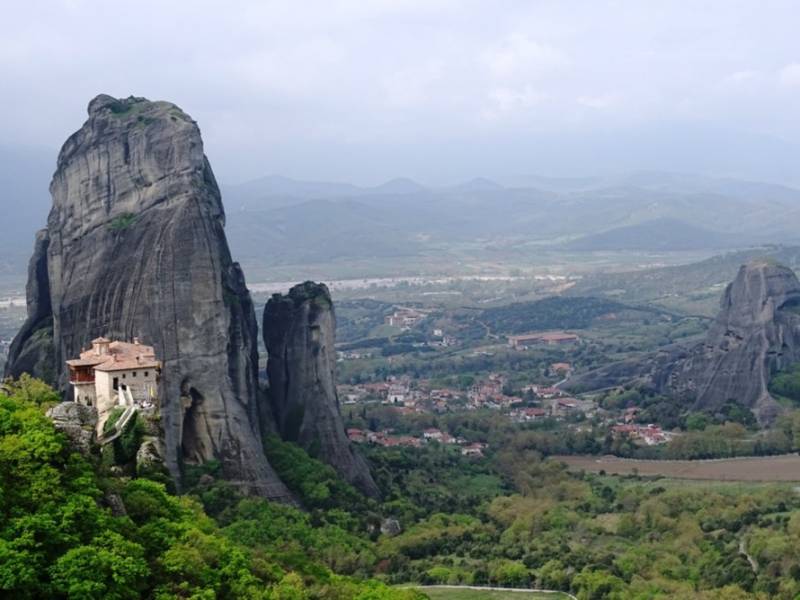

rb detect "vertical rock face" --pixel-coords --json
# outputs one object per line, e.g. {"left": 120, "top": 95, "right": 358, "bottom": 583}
{"left": 6, "top": 230, "right": 55, "bottom": 382}
{"left": 5, "top": 95, "right": 291, "bottom": 499}
{"left": 264, "top": 282, "right": 379, "bottom": 496}
{"left": 660, "top": 260, "right": 800, "bottom": 422}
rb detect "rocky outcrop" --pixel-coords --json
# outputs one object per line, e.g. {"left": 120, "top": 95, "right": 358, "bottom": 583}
{"left": 565, "top": 260, "right": 800, "bottom": 423}
{"left": 6, "top": 230, "right": 55, "bottom": 382}
{"left": 380, "top": 518, "right": 402, "bottom": 536}
{"left": 136, "top": 436, "right": 165, "bottom": 474}
{"left": 46, "top": 401, "right": 97, "bottom": 454}
{"left": 264, "top": 282, "right": 379, "bottom": 496}
{"left": 6, "top": 95, "right": 291, "bottom": 499}
{"left": 658, "top": 260, "right": 800, "bottom": 422}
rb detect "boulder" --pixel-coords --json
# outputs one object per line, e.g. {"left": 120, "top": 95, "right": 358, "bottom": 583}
{"left": 380, "top": 518, "right": 402, "bottom": 536}
{"left": 136, "top": 436, "right": 165, "bottom": 473}
{"left": 46, "top": 401, "right": 97, "bottom": 454}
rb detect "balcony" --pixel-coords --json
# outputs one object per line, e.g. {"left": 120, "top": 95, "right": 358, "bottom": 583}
{"left": 69, "top": 368, "right": 95, "bottom": 383}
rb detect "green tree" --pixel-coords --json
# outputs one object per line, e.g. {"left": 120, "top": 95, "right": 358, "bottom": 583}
{"left": 573, "top": 568, "right": 624, "bottom": 600}
{"left": 49, "top": 531, "right": 149, "bottom": 600}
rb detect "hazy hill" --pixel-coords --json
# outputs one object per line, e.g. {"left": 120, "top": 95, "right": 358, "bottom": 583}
{"left": 227, "top": 198, "right": 427, "bottom": 263}
{"left": 4, "top": 143, "right": 800, "bottom": 276}
{"left": 225, "top": 172, "right": 800, "bottom": 267}
{"left": 443, "top": 177, "right": 505, "bottom": 192}
{"left": 222, "top": 174, "right": 429, "bottom": 210}
{"left": 222, "top": 175, "right": 363, "bottom": 208}
{"left": 569, "top": 245, "right": 800, "bottom": 315}
{"left": 372, "top": 177, "right": 427, "bottom": 195}
{"left": 565, "top": 218, "right": 738, "bottom": 251}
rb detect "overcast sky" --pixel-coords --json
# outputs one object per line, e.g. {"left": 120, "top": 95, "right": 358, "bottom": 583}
{"left": 2, "top": 0, "right": 800, "bottom": 185}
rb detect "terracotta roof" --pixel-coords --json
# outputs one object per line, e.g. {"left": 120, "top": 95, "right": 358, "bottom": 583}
{"left": 94, "top": 358, "right": 160, "bottom": 372}
{"left": 91, "top": 336, "right": 111, "bottom": 343}
{"left": 68, "top": 339, "right": 161, "bottom": 373}
{"left": 66, "top": 357, "right": 107, "bottom": 367}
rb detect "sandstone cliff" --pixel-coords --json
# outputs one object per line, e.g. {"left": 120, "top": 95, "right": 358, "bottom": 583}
{"left": 264, "top": 282, "right": 379, "bottom": 496}
{"left": 6, "top": 95, "right": 292, "bottom": 499}
{"left": 6, "top": 230, "right": 55, "bottom": 382}
{"left": 657, "top": 259, "right": 800, "bottom": 422}
{"left": 567, "top": 260, "right": 800, "bottom": 423}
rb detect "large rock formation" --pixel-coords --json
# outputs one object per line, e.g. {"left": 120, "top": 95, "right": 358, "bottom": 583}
{"left": 6, "top": 230, "right": 55, "bottom": 382}
{"left": 6, "top": 95, "right": 291, "bottom": 499}
{"left": 264, "top": 282, "right": 379, "bottom": 496}
{"left": 564, "top": 260, "right": 800, "bottom": 423}
{"left": 657, "top": 260, "right": 800, "bottom": 422}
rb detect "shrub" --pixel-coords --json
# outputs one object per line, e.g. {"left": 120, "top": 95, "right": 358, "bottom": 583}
{"left": 109, "top": 213, "right": 137, "bottom": 231}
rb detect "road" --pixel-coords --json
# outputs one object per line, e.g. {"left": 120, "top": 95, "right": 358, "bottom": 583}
{"left": 553, "top": 372, "right": 571, "bottom": 389}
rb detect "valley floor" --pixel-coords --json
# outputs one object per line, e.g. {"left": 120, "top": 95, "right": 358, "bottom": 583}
{"left": 554, "top": 453, "right": 800, "bottom": 481}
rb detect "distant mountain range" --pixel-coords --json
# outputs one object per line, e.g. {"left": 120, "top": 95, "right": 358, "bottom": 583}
{"left": 564, "top": 217, "right": 739, "bottom": 251}
{"left": 569, "top": 245, "right": 800, "bottom": 316}
{"left": 4, "top": 141, "right": 800, "bottom": 276}
{"left": 221, "top": 171, "right": 800, "bottom": 265}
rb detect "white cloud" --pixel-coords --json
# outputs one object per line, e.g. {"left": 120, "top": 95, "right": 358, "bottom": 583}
{"left": 577, "top": 93, "right": 621, "bottom": 110}
{"left": 481, "top": 33, "right": 567, "bottom": 80}
{"left": 381, "top": 60, "right": 445, "bottom": 109}
{"left": 2, "top": 0, "right": 800, "bottom": 183}
{"left": 724, "top": 70, "right": 759, "bottom": 85}
{"left": 482, "top": 85, "right": 547, "bottom": 121}
{"left": 779, "top": 63, "right": 800, "bottom": 87}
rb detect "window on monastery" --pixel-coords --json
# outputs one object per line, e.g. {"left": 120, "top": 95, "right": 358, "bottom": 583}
{"left": 144, "top": 371, "right": 149, "bottom": 377}
{"left": 132, "top": 371, "right": 137, "bottom": 377}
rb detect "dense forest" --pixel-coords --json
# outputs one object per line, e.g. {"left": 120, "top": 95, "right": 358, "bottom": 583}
{"left": 5, "top": 377, "right": 800, "bottom": 598}
{"left": 0, "top": 377, "right": 421, "bottom": 599}
{"left": 478, "top": 297, "right": 666, "bottom": 335}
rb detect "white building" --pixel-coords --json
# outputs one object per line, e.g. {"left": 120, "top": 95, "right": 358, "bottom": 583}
{"left": 66, "top": 337, "right": 161, "bottom": 431}
{"left": 386, "top": 384, "right": 407, "bottom": 404}
{"left": 423, "top": 428, "right": 444, "bottom": 441}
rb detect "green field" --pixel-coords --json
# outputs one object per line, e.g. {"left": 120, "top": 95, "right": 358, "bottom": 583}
{"left": 413, "top": 586, "right": 572, "bottom": 600}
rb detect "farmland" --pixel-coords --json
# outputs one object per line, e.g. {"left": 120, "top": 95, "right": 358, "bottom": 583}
{"left": 410, "top": 586, "right": 574, "bottom": 600}
{"left": 554, "top": 453, "right": 800, "bottom": 481}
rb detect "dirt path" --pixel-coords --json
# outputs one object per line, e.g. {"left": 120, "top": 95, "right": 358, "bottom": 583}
{"left": 739, "top": 536, "right": 759, "bottom": 574}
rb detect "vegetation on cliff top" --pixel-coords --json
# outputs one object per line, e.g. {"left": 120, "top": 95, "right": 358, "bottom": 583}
{"left": 0, "top": 378, "right": 422, "bottom": 600}
{"left": 7, "top": 377, "right": 800, "bottom": 598}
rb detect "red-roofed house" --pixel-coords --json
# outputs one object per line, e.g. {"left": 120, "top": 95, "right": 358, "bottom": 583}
{"left": 66, "top": 337, "right": 161, "bottom": 431}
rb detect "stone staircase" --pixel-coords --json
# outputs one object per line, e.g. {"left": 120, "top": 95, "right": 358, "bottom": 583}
{"left": 99, "top": 404, "right": 137, "bottom": 445}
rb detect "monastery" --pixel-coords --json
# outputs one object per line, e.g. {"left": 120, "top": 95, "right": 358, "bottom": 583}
{"left": 66, "top": 337, "right": 160, "bottom": 432}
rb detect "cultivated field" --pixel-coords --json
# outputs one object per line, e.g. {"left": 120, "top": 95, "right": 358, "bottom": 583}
{"left": 411, "top": 587, "right": 573, "bottom": 600}
{"left": 554, "top": 454, "right": 800, "bottom": 481}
